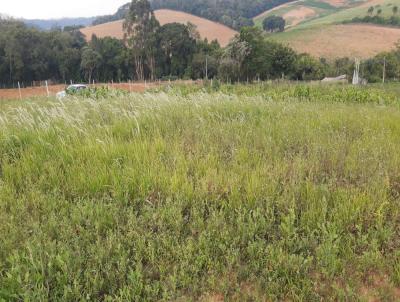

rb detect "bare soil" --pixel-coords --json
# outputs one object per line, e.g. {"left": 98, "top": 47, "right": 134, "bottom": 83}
{"left": 283, "top": 6, "right": 317, "bottom": 26}
{"left": 0, "top": 82, "right": 153, "bottom": 100}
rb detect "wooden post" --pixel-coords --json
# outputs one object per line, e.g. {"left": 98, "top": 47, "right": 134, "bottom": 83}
{"left": 45, "top": 80, "right": 50, "bottom": 97}
{"left": 383, "top": 57, "right": 386, "bottom": 84}
{"left": 18, "top": 81, "right": 22, "bottom": 100}
{"left": 205, "top": 55, "right": 208, "bottom": 80}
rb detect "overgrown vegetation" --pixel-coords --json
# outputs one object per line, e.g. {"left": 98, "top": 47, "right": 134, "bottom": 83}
{"left": 1, "top": 0, "right": 400, "bottom": 87}
{"left": 1, "top": 83, "right": 400, "bottom": 301}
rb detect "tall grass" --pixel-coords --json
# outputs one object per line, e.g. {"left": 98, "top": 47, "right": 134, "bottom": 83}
{"left": 1, "top": 84, "right": 400, "bottom": 301}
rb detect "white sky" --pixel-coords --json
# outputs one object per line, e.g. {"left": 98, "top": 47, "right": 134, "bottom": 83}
{"left": 1, "top": 0, "right": 129, "bottom": 19}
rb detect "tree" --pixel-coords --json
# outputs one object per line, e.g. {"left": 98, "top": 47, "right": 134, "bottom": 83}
{"left": 191, "top": 39, "right": 221, "bottom": 79}
{"left": 90, "top": 36, "right": 128, "bottom": 82}
{"left": 269, "top": 42, "right": 297, "bottom": 79}
{"left": 377, "top": 8, "right": 383, "bottom": 15}
{"left": 80, "top": 47, "right": 101, "bottom": 84}
{"left": 294, "top": 54, "right": 325, "bottom": 80}
{"left": 263, "top": 15, "right": 285, "bottom": 33}
{"left": 221, "top": 34, "right": 250, "bottom": 82}
{"left": 123, "top": 0, "right": 160, "bottom": 81}
{"left": 155, "top": 23, "right": 196, "bottom": 78}
{"left": 393, "top": 6, "right": 398, "bottom": 15}
{"left": 368, "top": 6, "right": 374, "bottom": 15}
{"left": 239, "top": 27, "right": 270, "bottom": 79}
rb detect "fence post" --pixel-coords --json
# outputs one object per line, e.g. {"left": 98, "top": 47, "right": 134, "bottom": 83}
{"left": 18, "top": 81, "right": 22, "bottom": 100}
{"left": 45, "top": 80, "right": 50, "bottom": 97}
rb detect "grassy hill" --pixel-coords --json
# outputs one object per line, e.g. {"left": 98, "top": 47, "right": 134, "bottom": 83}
{"left": 255, "top": 0, "right": 400, "bottom": 58}
{"left": 81, "top": 9, "right": 237, "bottom": 47}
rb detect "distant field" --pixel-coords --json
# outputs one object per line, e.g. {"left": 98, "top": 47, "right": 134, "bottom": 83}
{"left": 275, "top": 23, "right": 400, "bottom": 58}
{"left": 80, "top": 9, "right": 238, "bottom": 47}
{"left": 255, "top": 0, "right": 400, "bottom": 58}
{"left": 254, "top": 0, "right": 398, "bottom": 29}
{"left": 1, "top": 83, "right": 400, "bottom": 300}
{"left": 254, "top": 0, "right": 352, "bottom": 28}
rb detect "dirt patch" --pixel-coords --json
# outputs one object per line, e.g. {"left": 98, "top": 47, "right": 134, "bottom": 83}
{"left": 0, "top": 80, "right": 200, "bottom": 100}
{"left": 81, "top": 9, "right": 237, "bottom": 47}
{"left": 284, "top": 24, "right": 400, "bottom": 58}
{"left": 283, "top": 6, "right": 317, "bottom": 26}
{"left": 359, "top": 272, "right": 400, "bottom": 301}
{"left": 0, "top": 82, "right": 152, "bottom": 100}
{"left": 199, "top": 293, "right": 224, "bottom": 302}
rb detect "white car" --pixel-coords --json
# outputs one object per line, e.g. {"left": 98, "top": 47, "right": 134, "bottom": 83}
{"left": 56, "top": 84, "right": 88, "bottom": 99}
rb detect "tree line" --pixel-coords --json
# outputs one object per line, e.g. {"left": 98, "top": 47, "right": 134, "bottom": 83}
{"left": 1, "top": 0, "right": 399, "bottom": 87}
{"left": 346, "top": 5, "right": 400, "bottom": 27}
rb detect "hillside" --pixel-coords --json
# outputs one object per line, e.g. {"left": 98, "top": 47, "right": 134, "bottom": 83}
{"left": 81, "top": 9, "right": 238, "bottom": 47}
{"left": 277, "top": 23, "right": 400, "bottom": 58}
{"left": 255, "top": 0, "right": 400, "bottom": 58}
{"left": 92, "top": 0, "right": 297, "bottom": 30}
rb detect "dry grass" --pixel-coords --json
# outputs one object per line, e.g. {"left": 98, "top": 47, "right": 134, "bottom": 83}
{"left": 283, "top": 6, "right": 317, "bottom": 27}
{"left": 280, "top": 24, "right": 400, "bottom": 58}
{"left": 80, "top": 9, "right": 237, "bottom": 47}
{"left": 80, "top": 20, "right": 125, "bottom": 40}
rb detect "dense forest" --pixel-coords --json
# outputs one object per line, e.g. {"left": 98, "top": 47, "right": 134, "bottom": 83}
{"left": 0, "top": 0, "right": 397, "bottom": 87}
{"left": 92, "top": 0, "right": 294, "bottom": 29}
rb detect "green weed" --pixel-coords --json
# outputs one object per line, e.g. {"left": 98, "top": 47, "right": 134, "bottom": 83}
{"left": 1, "top": 84, "right": 400, "bottom": 301}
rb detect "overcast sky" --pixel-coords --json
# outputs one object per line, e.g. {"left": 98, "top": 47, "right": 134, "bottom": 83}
{"left": 2, "top": 0, "right": 129, "bottom": 19}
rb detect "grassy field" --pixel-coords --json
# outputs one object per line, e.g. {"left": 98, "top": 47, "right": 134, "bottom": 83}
{"left": 1, "top": 83, "right": 400, "bottom": 301}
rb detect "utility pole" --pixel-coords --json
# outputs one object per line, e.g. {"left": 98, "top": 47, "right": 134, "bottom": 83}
{"left": 383, "top": 57, "right": 386, "bottom": 84}
{"left": 352, "top": 58, "right": 360, "bottom": 85}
